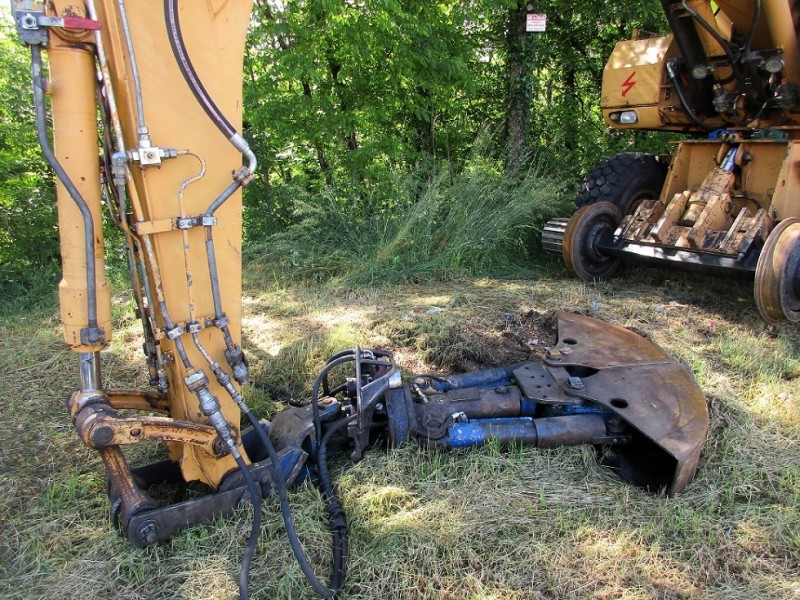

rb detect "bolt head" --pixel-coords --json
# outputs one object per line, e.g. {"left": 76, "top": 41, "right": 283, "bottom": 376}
{"left": 137, "top": 521, "right": 159, "bottom": 545}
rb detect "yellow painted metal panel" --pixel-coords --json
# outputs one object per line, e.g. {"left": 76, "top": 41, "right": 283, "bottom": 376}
{"left": 92, "top": 0, "right": 254, "bottom": 486}
{"left": 49, "top": 41, "right": 112, "bottom": 352}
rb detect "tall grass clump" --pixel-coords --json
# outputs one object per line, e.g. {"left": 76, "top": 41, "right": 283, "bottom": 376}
{"left": 245, "top": 153, "right": 570, "bottom": 284}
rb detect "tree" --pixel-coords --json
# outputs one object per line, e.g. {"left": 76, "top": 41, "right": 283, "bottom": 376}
{"left": 0, "top": 21, "right": 58, "bottom": 290}
{"left": 503, "top": 1, "right": 534, "bottom": 172}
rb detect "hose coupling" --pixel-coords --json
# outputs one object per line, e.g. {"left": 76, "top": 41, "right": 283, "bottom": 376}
{"left": 186, "top": 370, "right": 239, "bottom": 456}
{"left": 225, "top": 346, "right": 250, "bottom": 385}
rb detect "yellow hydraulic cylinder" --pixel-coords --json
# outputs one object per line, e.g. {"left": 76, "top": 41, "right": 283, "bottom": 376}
{"left": 48, "top": 36, "right": 112, "bottom": 352}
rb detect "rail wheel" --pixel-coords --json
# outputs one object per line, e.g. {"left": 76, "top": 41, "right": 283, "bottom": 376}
{"left": 562, "top": 201, "right": 622, "bottom": 281}
{"left": 542, "top": 153, "right": 665, "bottom": 258}
{"left": 754, "top": 217, "right": 800, "bottom": 323}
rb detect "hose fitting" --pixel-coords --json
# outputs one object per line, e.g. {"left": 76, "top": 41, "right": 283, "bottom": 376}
{"left": 225, "top": 346, "right": 250, "bottom": 385}
{"left": 185, "top": 370, "right": 239, "bottom": 456}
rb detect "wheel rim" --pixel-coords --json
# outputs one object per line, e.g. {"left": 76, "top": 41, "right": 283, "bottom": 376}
{"left": 562, "top": 201, "right": 622, "bottom": 281}
{"left": 754, "top": 218, "right": 800, "bottom": 323}
{"left": 778, "top": 223, "right": 800, "bottom": 322}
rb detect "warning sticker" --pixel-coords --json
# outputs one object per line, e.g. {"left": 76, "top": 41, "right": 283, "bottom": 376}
{"left": 526, "top": 14, "right": 547, "bottom": 33}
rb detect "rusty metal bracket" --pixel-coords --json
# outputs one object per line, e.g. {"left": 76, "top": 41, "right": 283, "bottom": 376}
{"left": 544, "top": 313, "right": 708, "bottom": 495}
{"left": 123, "top": 446, "right": 307, "bottom": 547}
{"left": 67, "top": 389, "right": 224, "bottom": 454}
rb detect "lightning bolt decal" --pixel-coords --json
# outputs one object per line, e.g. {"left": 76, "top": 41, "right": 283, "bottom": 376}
{"left": 621, "top": 71, "right": 637, "bottom": 97}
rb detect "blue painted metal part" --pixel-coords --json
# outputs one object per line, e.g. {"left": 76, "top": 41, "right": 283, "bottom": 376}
{"left": 520, "top": 397, "right": 538, "bottom": 416}
{"left": 437, "top": 366, "right": 515, "bottom": 391}
{"left": 387, "top": 387, "right": 410, "bottom": 445}
{"left": 440, "top": 417, "right": 538, "bottom": 447}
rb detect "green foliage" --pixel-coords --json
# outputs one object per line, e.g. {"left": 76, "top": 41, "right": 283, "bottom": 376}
{"left": 0, "top": 22, "right": 58, "bottom": 293}
{"left": 244, "top": 0, "right": 483, "bottom": 219}
{"left": 522, "top": 0, "right": 670, "bottom": 176}
{"left": 1, "top": 1, "right": 682, "bottom": 291}
{"left": 246, "top": 143, "right": 569, "bottom": 284}
{"left": 242, "top": 0, "right": 675, "bottom": 242}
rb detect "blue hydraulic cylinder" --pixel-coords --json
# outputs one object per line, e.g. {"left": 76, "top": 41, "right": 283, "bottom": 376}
{"left": 437, "top": 414, "right": 607, "bottom": 449}
{"left": 442, "top": 417, "right": 539, "bottom": 447}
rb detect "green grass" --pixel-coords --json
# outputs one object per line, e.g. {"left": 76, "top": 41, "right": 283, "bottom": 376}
{"left": 1, "top": 266, "right": 799, "bottom": 599}
{"left": 245, "top": 157, "right": 570, "bottom": 286}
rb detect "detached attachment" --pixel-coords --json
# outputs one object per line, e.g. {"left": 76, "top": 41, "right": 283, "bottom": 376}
{"left": 278, "top": 312, "right": 709, "bottom": 497}
{"left": 79, "top": 314, "right": 707, "bottom": 553}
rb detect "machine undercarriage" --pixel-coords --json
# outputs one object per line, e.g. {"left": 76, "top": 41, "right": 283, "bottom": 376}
{"left": 543, "top": 0, "right": 800, "bottom": 324}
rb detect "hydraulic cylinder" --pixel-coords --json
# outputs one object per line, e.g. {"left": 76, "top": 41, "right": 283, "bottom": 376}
{"left": 48, "top": 40, "right": 112, "bottom": 352}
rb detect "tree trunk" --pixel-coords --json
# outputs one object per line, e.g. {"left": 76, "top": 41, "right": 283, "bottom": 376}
{"left": 504, "top": 1, "right": 532, "bottom": 173}
{"left": 302, "top": 81, "right": 334, "bottom": 186}
{"left": 412, "top": 86, "right": 436, "bottom": 157}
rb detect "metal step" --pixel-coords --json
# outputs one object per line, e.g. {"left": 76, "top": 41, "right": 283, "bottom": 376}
{"left": 541, "top": 217, "right": 569, "bottom": 255}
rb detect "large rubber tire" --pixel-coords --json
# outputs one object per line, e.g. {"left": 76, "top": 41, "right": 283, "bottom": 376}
{"left": 575, "top": 152, "right": 667, "bottom": 215}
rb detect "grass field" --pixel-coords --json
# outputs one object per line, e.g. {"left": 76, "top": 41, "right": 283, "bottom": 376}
{"left": 1, "top": 264, "right": 798, "bottom": 599}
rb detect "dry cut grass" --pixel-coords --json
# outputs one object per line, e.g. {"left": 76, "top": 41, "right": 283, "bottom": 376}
{"left": 1, "top": 266, "right": 798, "bottom": 599}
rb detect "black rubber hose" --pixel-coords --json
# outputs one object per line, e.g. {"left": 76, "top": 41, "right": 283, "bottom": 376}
{"left": 680, "top": 0, "right": 751, "bottom": 107}
{"left": 311, "top": 356, "right": 360, "bottom": 452}
{"left": 681, "top": 0, "right": 741, "bottom": 65}
{"left": 743, "top": 0, "right": 762, "bottom": 60}
{"left": 316, "top": 415, "right": 356, "bottom": 590}
{"left": 164, "top": 0, "right": 236, "bottom": 140}
{"left": 666, "top": 60, "right": 715, "bottom": 132}
{"left": 240, "top": 407, "right": 339, "bottom": 598}
{"left": 310, "top": 351, "right": 394, "bottom": 450}
{"left": 231, "top": 451, "right": 263, "bottom": 600}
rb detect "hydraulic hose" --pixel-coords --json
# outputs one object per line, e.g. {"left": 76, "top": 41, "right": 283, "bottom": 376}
{"left": 311, "top": 355, "right": 361, "bottom": 451}
{"left": 194, "top": 329, "right": 346, "bottom": 598}
{"left": 743, "top": 0, "right": 762, "bottom": 59}
{"left": 164, "top": 0, "right": 257, "bottom": 174}
{"left": 681, "top": 0, "right": 740, "bottom": 65}
{"left": 231, "top": 450, "right": 263, "bottom": 600}
{"left": 240, "top": 404, "right": 344, "bottom": 598}
{"left": 30, "top": 45, "right": 100, "bottom": 334}
{"left": 310, "top": 350, "right": 393, "bottom": 456}
{"left": 680, "top": 0, "right": 765, "bottom": 111}
{"left": 164, "top": 0, "right": 236, "bottom": 140}
{"left": 316, "top": 415, "right": 355, "bottom": 591}
{"left": 164, "top": 0, "right": 256, "bottom": 368}
{"left": 666, "top": 60, "right": 714, "bottom": 132}
{"left": 163, "top": 3, "right": 345, "bottom": 593}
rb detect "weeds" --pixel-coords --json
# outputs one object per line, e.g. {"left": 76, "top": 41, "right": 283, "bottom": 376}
{"left": 246, "top": 155, "right": 569, "bottom": 286}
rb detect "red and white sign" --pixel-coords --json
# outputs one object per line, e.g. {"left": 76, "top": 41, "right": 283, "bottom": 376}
{"left": 526, "top": 13, "right": 547, "bottom": 33}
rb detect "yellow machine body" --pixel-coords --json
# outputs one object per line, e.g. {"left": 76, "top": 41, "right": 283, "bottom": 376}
{"left": 43, "top": 0, "right": 253, "bottom": 488}
{"left": 551, "top": 0, "right": 800, "bottom": 323}
{"left": 602, "top": 1, "right": 800, "bottom": 134}
{"left": 602, "top": 34, "right": 696, "bottom": 130}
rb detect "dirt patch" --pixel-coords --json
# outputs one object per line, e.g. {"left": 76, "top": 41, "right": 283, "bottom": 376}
{"left": 428, "top": 309, "right": 558, "bottom": 372}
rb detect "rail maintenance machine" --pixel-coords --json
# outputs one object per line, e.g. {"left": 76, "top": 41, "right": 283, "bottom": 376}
{"left": 543, "top": 0, "right": 800, "bottom": 324}
{"left": 10, "top": 1, "right": 709, "bottom": 598}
